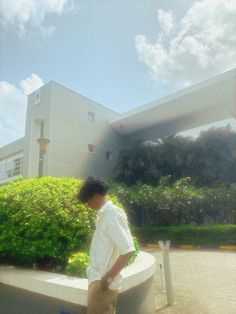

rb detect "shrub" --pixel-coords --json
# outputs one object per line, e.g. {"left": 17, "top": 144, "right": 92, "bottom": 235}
{"left": 66, "top": 251, "right": 90, "bottom": 277}
{"left": 0, "top": 177, "right": 92, "bottom": 267}
{"left": 109, "top": 178, "right": 236, "bottom": 226}
{"left": 0, "top": 176, "right": 122, "bottom": 269}
{"left": 133, "top": 224, "right": 236, "bottom": 247}
{"left": 128, "top": 236, "right": 140, "bottom": 265}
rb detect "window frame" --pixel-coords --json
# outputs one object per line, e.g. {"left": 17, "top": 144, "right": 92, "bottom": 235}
{"left": 35, "top": 90, "right": 40, "bottom": 106}
{"left": 88, "top": 144, "right": 95, "bottom": 154}
{"left": 0, "top": 154, "right": 23, "bottom": 182}
{"left": 106, "top": 151, "right": 112, "bottom": 161}
{"left": 88, "top": 111, "right": 95, "bottom": 122}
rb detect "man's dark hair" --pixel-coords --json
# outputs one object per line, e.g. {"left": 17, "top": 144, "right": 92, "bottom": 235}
{"left": 78, "top": 176, "right": 110, "bottom": 203}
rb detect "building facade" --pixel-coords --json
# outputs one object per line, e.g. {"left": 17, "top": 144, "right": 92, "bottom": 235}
{"left": 0, "top": 81, "right": 123, "bottom": 184}
{"left": 0, "top": 69, "right": 235, "bottom": 184}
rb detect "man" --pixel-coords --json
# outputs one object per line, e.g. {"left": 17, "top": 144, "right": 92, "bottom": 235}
{"left": 78, "top": 176, "right": 135, "bottom": 314}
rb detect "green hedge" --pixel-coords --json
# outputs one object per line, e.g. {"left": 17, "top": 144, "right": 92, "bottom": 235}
{"left": 109, "top": 178, "right": 236, "bottom": 227}
{"left": 133, "top": 224, "right": 236, "bottom": 247}
{"left": 0, "top": 176, "right": 122, "bottom": 270}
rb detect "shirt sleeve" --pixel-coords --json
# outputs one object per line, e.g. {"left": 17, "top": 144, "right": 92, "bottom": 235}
{"left": 107, "top": 213, "right": 136, "bottom": 255}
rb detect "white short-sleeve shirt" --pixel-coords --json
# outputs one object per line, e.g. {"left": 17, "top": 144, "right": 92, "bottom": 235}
{"left": 87, "top": 200, "right": 135, "bottom": 290}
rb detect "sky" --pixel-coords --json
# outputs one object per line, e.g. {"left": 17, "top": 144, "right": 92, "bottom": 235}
{"left": 0, "top": 0, "right": 236, "bottom": 147}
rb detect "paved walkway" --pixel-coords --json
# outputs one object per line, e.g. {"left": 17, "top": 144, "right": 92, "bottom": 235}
{"left": 144, "top": 248, "right": 236, "bottom": 314}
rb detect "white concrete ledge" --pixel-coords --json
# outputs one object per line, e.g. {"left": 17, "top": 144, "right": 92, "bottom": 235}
{"left": 0, "top": 251, "right": 155, "bottom": 307}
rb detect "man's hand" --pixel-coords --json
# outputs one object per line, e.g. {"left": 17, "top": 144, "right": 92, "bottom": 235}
{"left": 100, "top": 275, "right": 109, "bottom": 290}
{"left": 100, "top": 251, "right": 135, "bottom": 291}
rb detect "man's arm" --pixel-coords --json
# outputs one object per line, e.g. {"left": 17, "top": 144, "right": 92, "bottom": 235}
{"left": 101, "top": 251, "right": 135, "bottom": 290}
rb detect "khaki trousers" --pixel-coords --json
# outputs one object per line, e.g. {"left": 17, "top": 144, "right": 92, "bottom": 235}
{"left": 87, "top": 281, "right": 119, "bottom": 314}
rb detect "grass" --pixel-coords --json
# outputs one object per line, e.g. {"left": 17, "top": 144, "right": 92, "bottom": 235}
{"left": 132, "top": 224, "right": 236, "bottom": 248}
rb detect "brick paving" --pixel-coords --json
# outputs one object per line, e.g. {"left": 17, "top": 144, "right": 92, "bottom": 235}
{"left": 144, "top": 248, "right": 236, "bottom": 314}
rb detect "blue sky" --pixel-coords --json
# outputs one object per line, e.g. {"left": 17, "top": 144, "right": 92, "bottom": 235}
{"left": 0, "top": 0, "right": 236, "bottom": 147}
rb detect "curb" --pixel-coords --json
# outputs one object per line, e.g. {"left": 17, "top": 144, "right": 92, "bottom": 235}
{"left": 219, "top": 245, "right": 236, "bottom": 251}
{"left": 143, "top": 243, "right": 236, "bottom": 251}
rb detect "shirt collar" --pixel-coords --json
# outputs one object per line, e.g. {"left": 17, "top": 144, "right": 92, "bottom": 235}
{"left": 97, "top": 200, "right": 112, "bottom": 218}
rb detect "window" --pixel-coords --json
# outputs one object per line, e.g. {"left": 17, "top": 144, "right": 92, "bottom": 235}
{"left": 88, "top": 111, "right": 95, "bottom": 122}
{"left": 6, "top": 160, "right": 14, "bottom": 178}
{"left": 0, "top": 155, "right": 23, "bottom": 182}
{"left": 35, "top": 91, "right": 40, "bottom": 105}
{"left": 88, "top": 144, "right": 95, "bottom": 153}
{"left": 106, "top": 151, "right": 112, "bottom": 161}
{"left": 40, "top": 121, "right": 44, "bottom": 138}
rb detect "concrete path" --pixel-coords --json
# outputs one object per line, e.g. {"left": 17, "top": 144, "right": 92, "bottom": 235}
{"left": 144, "top": 248, "right": 236, "bottom": 314}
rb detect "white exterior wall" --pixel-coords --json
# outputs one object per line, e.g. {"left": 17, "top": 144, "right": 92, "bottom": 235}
{"left": 46, "top": 82, "right": 123, "bottom": 179}
{"left": 0, "top": 138, "right": 25, "bottom": 184}
{"left": 111, "top": 68, "right": 236, "bottom": 139}
{"left": 0, "top": 138, "right": 25, "bottom": 161}
{"left": 23, "top": 83, "right": 52, "bottom": 179}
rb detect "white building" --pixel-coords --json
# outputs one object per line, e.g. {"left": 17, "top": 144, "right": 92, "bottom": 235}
{"left": 0, "top": 69, "right": 235, "bottom": 184}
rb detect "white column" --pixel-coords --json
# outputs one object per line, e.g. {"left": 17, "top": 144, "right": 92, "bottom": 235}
{"left": 159, "top": 240, "right": 174, "bottom": 305}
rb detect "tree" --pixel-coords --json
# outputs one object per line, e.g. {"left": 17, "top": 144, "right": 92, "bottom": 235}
{"left": 115, "top": 126, "right": 236, "bottom": 187}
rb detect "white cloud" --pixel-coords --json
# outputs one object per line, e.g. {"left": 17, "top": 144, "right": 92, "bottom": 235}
{"left": 0, "top": 74, "right": 44, "bottom": 147}
{"left": 20, "top": 74, "right": 44, "bottom": 95}
{"left": 158, "top": 9, "right": 175, "bottom": 34}
{"left": 0, "top": 0, "right": 74, "bottom": 36}
{"left": 135, "top": 0, "right": 236, "bottom": 88}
